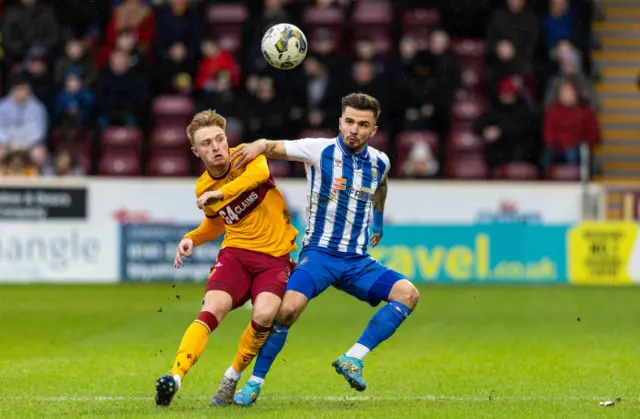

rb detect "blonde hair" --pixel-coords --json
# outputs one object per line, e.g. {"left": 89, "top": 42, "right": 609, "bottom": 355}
{"left": 186, "top": 110, "right": 227, "bottom": 145}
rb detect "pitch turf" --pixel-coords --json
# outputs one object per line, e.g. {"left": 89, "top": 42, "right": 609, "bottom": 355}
{"left": 0, "top": 284, "right": 638, "bottom": 418}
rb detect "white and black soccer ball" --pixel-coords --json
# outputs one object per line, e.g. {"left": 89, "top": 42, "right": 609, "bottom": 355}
{"left": 261, "top": 23, "right": 308, "bottom": 70}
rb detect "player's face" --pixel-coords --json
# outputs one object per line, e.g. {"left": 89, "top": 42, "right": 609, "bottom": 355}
{"left": 339, "top": 107, "right": 378, "bottom": 153}
{"left": 191, "top": 125, "right": 229, "bottom": 171}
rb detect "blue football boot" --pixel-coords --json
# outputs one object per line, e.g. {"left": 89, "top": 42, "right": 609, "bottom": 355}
{"left": 233, "top": 380, "right": 262, "bottom": 406}
{"left": 332, "top": 355, "right": 366, "bottom": 391}
{"left": 155, "top": 374, "right": 179, "bottom": 406}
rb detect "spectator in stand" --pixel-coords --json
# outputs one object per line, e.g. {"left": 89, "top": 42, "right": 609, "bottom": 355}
{"left": 353, "top": 38, "right": 385, "bottom": 76}
{"left": 195, "top": 39, "right": 241, "bottom": 92}
{"left": 55, "top": 38, "right": 96, "bottom": 86}
{"left": 542, "top": 80, "right": 599, "bottom": 170}
{"left": 393, "top": 51, "right": 439, "bottom": 132}
{"left": 54, "top": 69, "right": 94, "bottom": 126}
{"left": 543, "top": 0, "right": 584, "bottom": 54}
{"left": 154, "top": 42, "right": 197, "bottom": 95}
{"left": 103, "top": 0, "right": 156, "bottom": 59}
{"left": 246, "top": 0, "right": 292, "bottom": 72}
{"left": 243, "top": 77, "right": 289, "bottom": 140}
{"left": 402, "top": 141, "right": 439, "bottom": 179}
{"left": 310, "top": 28, "right": 344, "bottom": 74}
{"left": 54, "top": 0, "right": 111, "bottom": 43}
{"left": 0, "top": 149, "right": 38, "bottom": 176}
{"left": 392, "top": 35, "right": 422, "bottom": 78}
{"left": 288, "top": 54, "right": 340, "bottom": 133}
{"left": 154, "top": 0, "right": 202, "bottom": 59}
{"left": 543, "top": 42, "right": 595, "bottom": 109}
{"left": 2, "top": 0, "right": 58, "bottom": 66}
{"left": 426, "top": 29, "right": 462, "bottom": 135}
{"left": 486, "top": 0, "right": 539, "bottom": 75}
{"left": 23, "top": 46, "right": 56, "bottom": 112}
{"left": 197, "top": 71, "right": 240, "bottom": 121}
{"left": 473, "top": 77, "right": 538, "bottom": 171}
{"left": 42, "top": 147, "right": 84, "bottom": 177}
{"left": 95, "top": 50, "right": 148, "bottom": 129}
{"left": 0, "top": 76, "right": 48, "bottom": 169}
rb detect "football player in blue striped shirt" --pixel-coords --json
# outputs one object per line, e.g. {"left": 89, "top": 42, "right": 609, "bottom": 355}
{"left": 229, "top": 93, "right": 420, "bottom": 405}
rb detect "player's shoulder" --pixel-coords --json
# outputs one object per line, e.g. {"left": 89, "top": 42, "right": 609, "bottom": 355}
{"left": 367, "top": 146, "right": 391, "bottom": 169}
{"left": 195, "top": 171, "right": 213, "bottom": 196}
{"left": 293, "top": 136, "right": 336, "bottom": 151}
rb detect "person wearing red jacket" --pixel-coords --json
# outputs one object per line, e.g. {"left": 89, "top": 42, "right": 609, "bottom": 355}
{"left": 541, "top": 80, "right": 599, "bottom": 169}
{"left": 195, "top": 39, "right": 241, "bottom": 92}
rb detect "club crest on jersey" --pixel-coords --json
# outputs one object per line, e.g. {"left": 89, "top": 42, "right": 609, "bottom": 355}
{"left": 371, "top": 167, "right": 378, "bottom": 179}
{"left": 334, "top": 159, "right": 342, "bottom": 168}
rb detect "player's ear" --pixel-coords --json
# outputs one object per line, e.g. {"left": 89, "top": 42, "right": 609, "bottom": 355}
{"left": 371, "top": 126, "right": 379, "bottom": 137}
{"left": 191, "top": 147, "right": 199, "bottom": 158}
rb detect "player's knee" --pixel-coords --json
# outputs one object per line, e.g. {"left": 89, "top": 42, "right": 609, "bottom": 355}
{"left": 389, "top": 279, "right": 420, "bottom": 310}
{"left": 202, "top": 291, "right": 233, "bottom": 322}
{"left": 251, "top": 306, "right": 277, "bottom": 327}
{"left": 275, "top": 303, "right": 298, "bottom": 326}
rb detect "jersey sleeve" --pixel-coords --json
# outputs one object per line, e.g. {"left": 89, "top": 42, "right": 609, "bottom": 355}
{"left": 218, "top": 155, "right": 270, "bottom": 201}
{"left": 184, "top": 215, "right": 226, "bottom": 246}
{"left": 283, "top": 137, "right": 334, "bottom": 163}
{"left": 378, "top": 151, "right": 391, "bottom": 178}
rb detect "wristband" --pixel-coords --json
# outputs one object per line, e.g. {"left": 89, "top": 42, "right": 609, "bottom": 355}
{"left": 372, "top": 210, "right": 384, "bottom": 235}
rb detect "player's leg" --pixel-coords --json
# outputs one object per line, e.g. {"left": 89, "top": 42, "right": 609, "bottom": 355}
{"left": 235, "top": 250, "right": 338, "bottom": 406}
{"left": 155, "top": 290, "right": 233, "bottom": 406}
{"left": 333, "top": 260, "right": 419, "bottom": 391}
{"left": 211, "top": 292, "right": 281, "bottom": 406}
{"left": 211, "top": 251, "right": 291, "bottom": 406}
{"left": 156, "top": 248, "right": 250, "bottom": 407}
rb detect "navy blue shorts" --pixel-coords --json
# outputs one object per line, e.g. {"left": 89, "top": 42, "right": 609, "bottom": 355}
{"left": 286, "top": 247, "right": 405, "bottom": 306}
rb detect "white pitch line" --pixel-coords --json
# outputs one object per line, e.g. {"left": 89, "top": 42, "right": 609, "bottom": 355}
{"left": 1, "top": 395, "right": 613, "bottom": 403}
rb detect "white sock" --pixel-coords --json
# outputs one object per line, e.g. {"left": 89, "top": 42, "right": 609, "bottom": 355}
{"left": 224, "top": 366, "right": 241, "bottom": 381}
{"left": 171, "top": 373, "right": 182, "bottom": 390}
{"left": 345, "top": 343, "right": 370, "bottom": 360}
{"left": 249, "top": 375, "right": 265, "bottom": 386}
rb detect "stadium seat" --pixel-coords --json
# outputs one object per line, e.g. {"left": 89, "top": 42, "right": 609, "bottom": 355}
{"left": 448, "top": 129, "right": 484, "bottom": 155}
{"left": 450, "top": 95, "right": 486, "bottom": 129}
{"left": 547, "top": 164, "right": 581, "bottom": 181}
{"left": 99, "top": 153, "right": 141, "bottom": 176}
{"left": 78, "top": 151, "right": 92, "bottom": 174}
{"left": 150, "top": 125, "right": 189, "bottom": 151}
{"left": 394, "top": 130, "right": 439, "bottom": 177}
{"left": 446, "top": 158, "right": 487, "bottom": 179}
{"left": 402, "top": 9, "right": 439, "bottom": 42}
{"left": 494, "top": 162, "right": 539, "bottom": 180}
{"left": 299, "top": 129, "right": 336, "bottom": 139}
{"left": 451, "top": 39, "right": 486, "bottom": 61}
{"left": 147, "top": 154, "right": 191, "bottom": 177}
{"left": 352, "top": 2, "right": 393, "bottom": 56}
{"left": 152, "top": 95, "right": 195, "bottom": 126}
{"left": 368, "top": 132, "right": 389, "bottom": 154}
{"left": 205, "top": 3, "right": 248, "bottom": 51}
{"left": 268, "top": 159, "right": 292, "bottom": 178}
{"left": 100, "top": 126, "right": 143, "bottom": 155}
{"left": 303, "top": 5, "right": 345, "bottom": 27}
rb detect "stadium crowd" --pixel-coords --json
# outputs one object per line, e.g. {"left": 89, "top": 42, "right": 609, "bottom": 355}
{"left": 0, "top": 0, "right": 598, "bottom": 180}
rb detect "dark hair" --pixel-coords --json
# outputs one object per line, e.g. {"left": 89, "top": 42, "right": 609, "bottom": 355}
{"left": 341, "top": 92, "right": 381, "bottom": 122}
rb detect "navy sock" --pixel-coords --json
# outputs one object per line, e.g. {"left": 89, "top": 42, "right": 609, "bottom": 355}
{"left": 356, "top": 301, "right": 412, "bottom": 352}
{"left": 252, "top": 322, "right": 290, "bottom": 380}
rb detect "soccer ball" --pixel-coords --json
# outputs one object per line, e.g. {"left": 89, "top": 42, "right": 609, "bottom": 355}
{"left": 261, "top": 23, "right": 308, "bottom": 70}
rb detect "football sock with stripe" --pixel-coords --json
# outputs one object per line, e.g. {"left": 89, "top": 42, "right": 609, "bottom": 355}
{"left": 250, "top": 322, "right": 290, "bottom": 382}
{"left": 347, "top": 301, "right": 412, "bottom": 360}
{"left": 228, "top": 320, "right": 271, "bottom": 378}
{"left": 170, "top": 311, "right": 219, "bottom": 379}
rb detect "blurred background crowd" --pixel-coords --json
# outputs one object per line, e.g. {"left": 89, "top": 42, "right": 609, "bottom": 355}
{"left": 0, "top": 0, "right": 598, "bottom": 180}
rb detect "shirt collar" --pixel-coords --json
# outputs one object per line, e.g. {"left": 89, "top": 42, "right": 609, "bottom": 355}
{"left": 337, "top": 134, "right": 369, "bottom": 159}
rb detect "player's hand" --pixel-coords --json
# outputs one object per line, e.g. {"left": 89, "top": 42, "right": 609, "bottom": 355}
{"left": 230, "top": 141, "right": 265, "bottom": 169}
{"left": 174, "top": 238, "right": 194, "bottom": 268}
{"left": 370, "top": 233, "right": 382, "bottom": 248}
{"left": 197, "top": 190, "right": 223, "bottom": 209}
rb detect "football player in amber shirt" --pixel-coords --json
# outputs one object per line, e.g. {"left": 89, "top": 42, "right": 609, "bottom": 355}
{"left": 155, "top": 110, "right": 298, "bottom": 408}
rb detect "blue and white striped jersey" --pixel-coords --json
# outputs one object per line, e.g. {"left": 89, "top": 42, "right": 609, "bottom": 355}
{"left": 284, "top": 134, "right": 391, "bottom": 255}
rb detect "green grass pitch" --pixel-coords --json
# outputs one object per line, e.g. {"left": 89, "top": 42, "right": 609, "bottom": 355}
{"left": 0, "top": 283, "right": 638, "bottom": 418}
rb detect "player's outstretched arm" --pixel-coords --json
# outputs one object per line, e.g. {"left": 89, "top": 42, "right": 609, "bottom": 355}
{"left": 184, "top": 215, "right": 226, "bottom": 247}
{"left": 370, "top": 175, "right": 388, "bottom": 248}
{"left": 231, "top": 139, "right": 288, "bottom": 169}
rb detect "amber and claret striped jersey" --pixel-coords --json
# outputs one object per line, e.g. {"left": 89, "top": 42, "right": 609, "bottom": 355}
{"left": 184, "top": 153, "right": 298, "bottom": 258}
